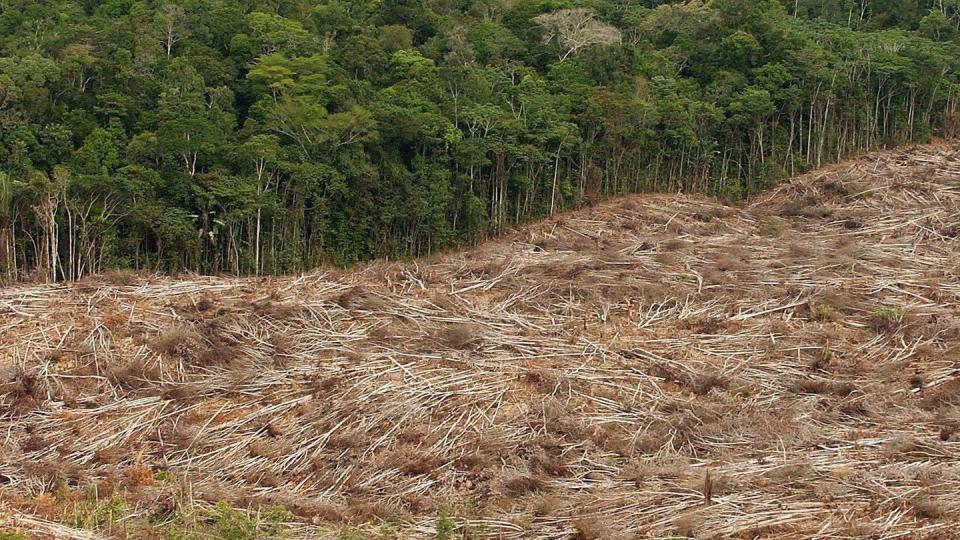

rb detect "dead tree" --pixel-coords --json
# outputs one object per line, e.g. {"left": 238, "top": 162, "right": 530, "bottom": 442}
{"left": 534, "top": 8, "right": 621, "bottom": 62}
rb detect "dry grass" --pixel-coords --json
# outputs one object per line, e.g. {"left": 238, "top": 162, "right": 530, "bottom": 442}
{"left": 2, "top": 142, "right": 960, "bottom": 539}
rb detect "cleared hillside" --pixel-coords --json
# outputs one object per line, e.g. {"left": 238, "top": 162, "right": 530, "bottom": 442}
{"left": 2, "top": 142, "right": 960, "bottom": 539}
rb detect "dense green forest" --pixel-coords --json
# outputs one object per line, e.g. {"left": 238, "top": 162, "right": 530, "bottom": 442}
{"left": 1, "top": 0, "right": 958, "bottom": 280}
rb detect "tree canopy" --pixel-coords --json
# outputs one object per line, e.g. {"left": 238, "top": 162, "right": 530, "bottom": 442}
{"left": 1, "top": 0, "right": 958, "bottom": 280}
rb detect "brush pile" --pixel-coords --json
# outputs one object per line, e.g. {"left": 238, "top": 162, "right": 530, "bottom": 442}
{"left": 2, "top": 143, "right": 960, "bottom": 539}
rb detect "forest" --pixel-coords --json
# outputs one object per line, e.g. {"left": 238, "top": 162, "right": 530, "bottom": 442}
{"left": 0, "top": 0, "right": 958, "bottom": 280}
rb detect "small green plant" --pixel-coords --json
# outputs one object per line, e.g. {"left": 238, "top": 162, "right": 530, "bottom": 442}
{"left": 209, "top": 502, "right": 292, "bottom": 540}
{"left": 154, "top": 469, "right": 177, "bottom": 483}
{"left": 167, "top": 502, "right": 292, "bottom": 540}
{"left": 210, "top": 502, "right": 258, "bottom": 540}
{"left": 52, "top": 473, "right": 72, "bottom": 502}
{"left": 811, "top": 303, "right": 834, "bottom": 322}
{"left": 436, "top": 506, "right": 456, "bottom": 540}
{"left": 870, "top": 306, "right": 905, "bottom": 334}
{"left": 69, "top": 495, "right": 128, "bottom": 531}
{"left": 337, "top": 528, "right": 364, "bottom": 540}
{"left": 378, "top": 520, "right": 398, "bottom": 538}
{"left": 0, "top": 531, "right": 27, "bottom": 540}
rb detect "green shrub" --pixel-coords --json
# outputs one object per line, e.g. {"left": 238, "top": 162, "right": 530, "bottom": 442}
{"left": 167, "top": 501, "right": 292, "bottom": 540}
{"left": 154, "top": 469, "right": 177, "bottom": 483}
{"left": 811, "top": 303, "right": 834, "bottom": 322}
{"left": 209, "top": 502, "right": 292, "bottom": 540}
{"left": 69, "top": 495, "right": 128, "bottom": 531}
{"left": 870, "top": 307, "right": 905, "bottom": 334}
{"left": 378, "top": 521, "right": 398, "bottom": 538}
{"left": 338, "top": 529, "right": 365, "bottom": 540}
{"left": 436, "top": 506, "right": 455, "bottom": 540}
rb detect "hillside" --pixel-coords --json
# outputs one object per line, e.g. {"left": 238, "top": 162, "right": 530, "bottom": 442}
{"left": 2, "top": 142, "right": 960, "bottom": 539}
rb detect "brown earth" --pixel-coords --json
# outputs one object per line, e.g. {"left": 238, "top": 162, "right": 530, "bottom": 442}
{"left": 2, "top": 142, "right": 960, "bottom": 539}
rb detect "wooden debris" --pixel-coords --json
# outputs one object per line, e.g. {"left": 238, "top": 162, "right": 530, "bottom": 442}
{"left": 2, "top": 142, "right": 960, "bottom": 538}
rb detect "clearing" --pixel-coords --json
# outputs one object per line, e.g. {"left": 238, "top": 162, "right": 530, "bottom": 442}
{"left": 2, "top": 143, "right": 960, "bottom": 539}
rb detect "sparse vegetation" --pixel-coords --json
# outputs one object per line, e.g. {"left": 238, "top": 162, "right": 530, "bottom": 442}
{"left": 503, "top": 474, "right": 546, "bottom": 496}
{"left": 758, "top": 217, "right": 788, "bottom": 237}
{"left": 910, "top": 496, "right": 947, "bottom": 520}
{"left": 148, "top": 326, "right": 202, "bottom": 358}
{"left": 333, "top": 530, "right": 363, "bottom": 540}
{"left": 154, "top": 469, "right": 177, "bottom": 484}
{"left": 68, "top": 493, "right": 128, "bottom": 532}
{"left": 166, "top": 502, "right": 292, "bottom": 540}
{"left": 337, "top": 529, "right": 365, "bottom": 540}
{"left": 377, "top": 521, "right": 398, "bottom": 539}
{"left": 870, "top": 307, "right": 907, "bottom": 334}
{"left": 435, "top": 507, "right": 455, "bottom": 540}
{"left": 810, "top": 303, "right": 835, "bottom": 322}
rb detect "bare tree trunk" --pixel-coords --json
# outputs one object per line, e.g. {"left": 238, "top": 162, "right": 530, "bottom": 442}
{"left": 255, "top": 208, "right": 261, "bottom": 275}
{"left": 0, "top": 219, "right": 10, "bottom": 281}
{"left": 550, "top": 143, "right": 562, "bottom": 216}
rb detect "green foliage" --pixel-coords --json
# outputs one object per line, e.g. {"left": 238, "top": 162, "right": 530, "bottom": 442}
{"left": 0, "top": 172, "right": 24, "bottom": 219}
{"left": 0, "top": 531, "right": 27, "bottom": 540}
{"left": 811, "top": 303, "right": 835, "bottom": 322}
{"left": 436, "top": 506, "right": 456, "bottom": 540}
{"left": 69, "top": 494, "right": 128, "bottom": 531}
{"left": 870, "top": 306, "right": 907, "bottom": 333}
{"left": 167, "top": 502, "right": 292, "bottom": 540}
{"left": 154, "top": 469, "right": 177, "bottom": 483}
{"left": 337, "top": 529, "right": 365, "bottom": 540}
{"left": 0, "top": 0, "right": 957, "bottom": 280}
{"left": 378, "top": 520, "right": 398, "bottom": 538}
{"left": 209, "top": 502, "right": 290, "bottom": 540}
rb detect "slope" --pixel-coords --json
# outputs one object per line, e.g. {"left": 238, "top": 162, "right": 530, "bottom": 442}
{"left": 2, "top": 142, "right": 960, "bottom": 539}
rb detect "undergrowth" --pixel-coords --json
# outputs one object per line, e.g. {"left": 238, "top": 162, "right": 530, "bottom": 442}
{"left": 165, "top": 501, "right": 292, "bottom": 540}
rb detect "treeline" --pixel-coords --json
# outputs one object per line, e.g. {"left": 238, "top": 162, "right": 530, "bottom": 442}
{"left": 1, "top": 0, "right": 958, "bottom": 280}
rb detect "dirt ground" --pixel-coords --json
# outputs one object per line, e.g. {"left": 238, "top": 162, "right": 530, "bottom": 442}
{"left": 2, "top": 142, "right": 960, "bottom": 539}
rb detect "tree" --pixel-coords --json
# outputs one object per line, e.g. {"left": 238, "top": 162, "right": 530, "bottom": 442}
{"left": 157, "top": 4, "right": 189, "bottom": 57}
{"left": 27, "top": 168, "right": 65, "bottom": 281}
{"left": 534, "top": 8, "right": 622, "bottom": 62}
{"left": 246, "top": 11, "right": 313, "bottom": 54}
{"left": 63, "top": 172, "right": 128, "bottom": 279}
{"left": 0, "top": 172, "right": 25, "bottom": 280}
{"left": 920, "top": 8, "right": 956, "bottom": 40}
{"left": 72, "top": 128, "right": 120, "bottom": 176}
{"left": 240, "top": 134, "right": 281, "bottom": 274}
{"left": 156, "top": 59, "right": 231, "bottom": 177}
{"left": 0, "top": 0, "right": 957, "bottom": 280}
